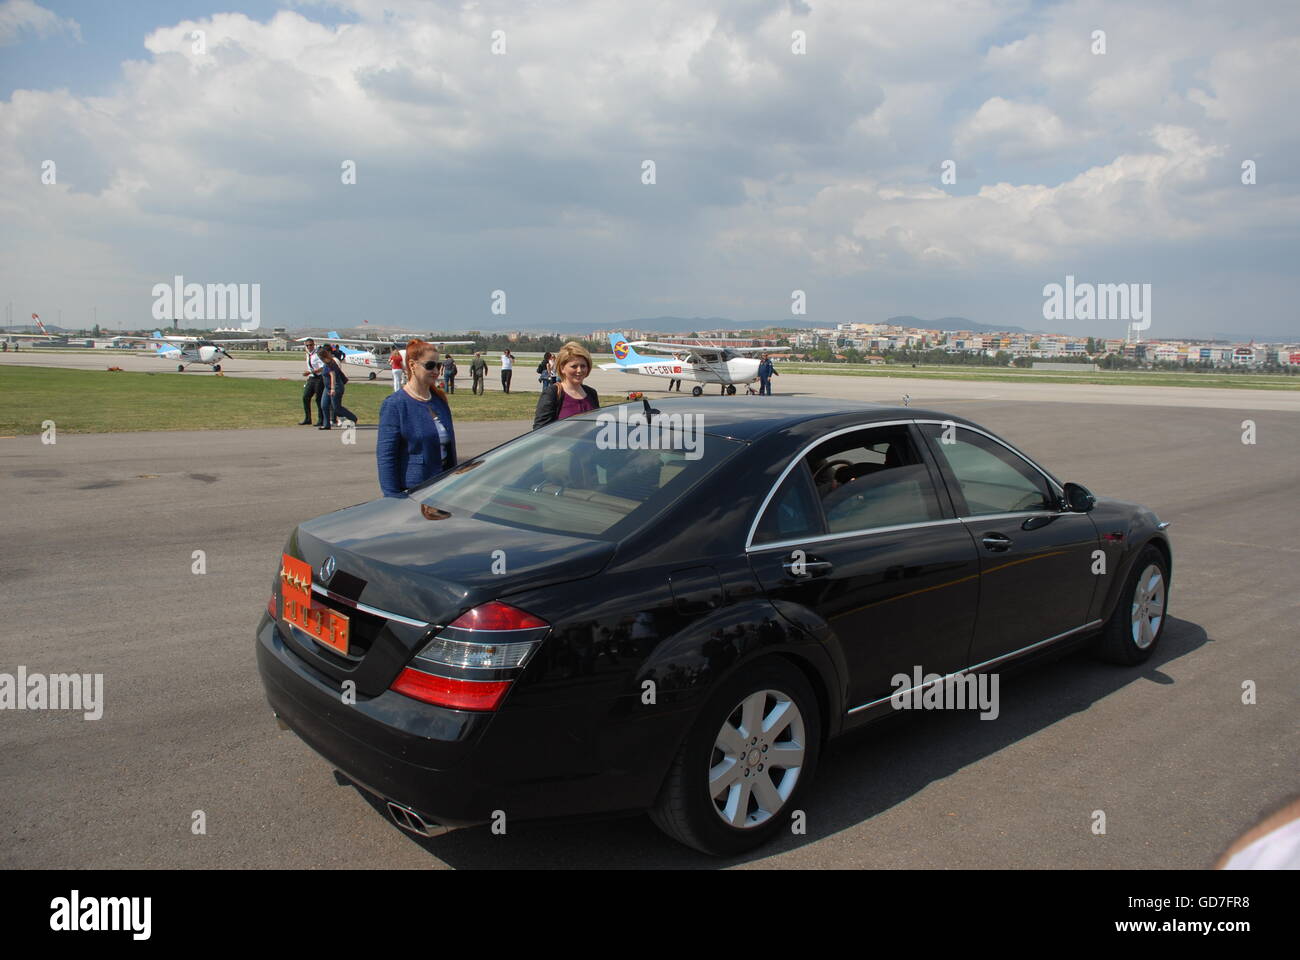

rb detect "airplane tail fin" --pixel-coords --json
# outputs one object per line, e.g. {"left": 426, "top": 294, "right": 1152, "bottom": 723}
{"left": 609, "top": 333, "right": 646, "bottom": 365}
{"left": 326, "top": 331, "right": 341, "bottom": 340}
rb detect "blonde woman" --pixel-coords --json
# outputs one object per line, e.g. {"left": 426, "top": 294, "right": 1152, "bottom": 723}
{"left": 532, "top": 341, "right": 599, "bottom": 429}
{"left": 376, "top": 339, "right": 458, "bottom": 497}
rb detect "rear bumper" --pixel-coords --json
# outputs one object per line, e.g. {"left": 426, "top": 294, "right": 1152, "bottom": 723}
{"left": 257, "top": 613, "right": 491, "bottom": 828}
{"left": 256, "top": 613, "right": 683, "bottom": 828}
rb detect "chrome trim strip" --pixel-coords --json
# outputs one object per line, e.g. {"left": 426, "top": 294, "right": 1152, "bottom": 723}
{"left": 743, "top": 419, "right": 918, "bottom": 551}
{"left": 748, "top": 517, "right": 965, "bottom": 554}
{"left": 311, "top": 584, "right": 431, "bottom": 628}
{"left": 1156, "top": 521, "right": 1171, "bottom": 530}
{"left": 844, "top": 619, "right": 1104, "bottom": 715}
{"left": 953, "top": 510, "right": 1091, "bottom": 523}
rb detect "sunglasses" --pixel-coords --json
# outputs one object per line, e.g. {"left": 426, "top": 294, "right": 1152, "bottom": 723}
{"left": 419, "top": 360, "right": 443, "bottom": 371}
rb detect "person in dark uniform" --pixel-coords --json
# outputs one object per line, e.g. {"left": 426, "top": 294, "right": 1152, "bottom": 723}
{"left": 470, "top": 352, "right": 488, "bottom": 394}
{"left": 376, "top": 339, "right": 457, "bottom": 497}
{"left": 300, "top": 338, "right": 325, "bottom": 424}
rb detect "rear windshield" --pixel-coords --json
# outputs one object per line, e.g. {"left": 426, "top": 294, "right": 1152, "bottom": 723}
{"left": 414, "top": 415, "right": 744, "bottom": 539}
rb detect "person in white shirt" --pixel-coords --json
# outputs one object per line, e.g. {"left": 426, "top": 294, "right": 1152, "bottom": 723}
{"left": 300, "top": 338, "right": 326, "bottom": 425}
{"left": 500, "top": 349, "right": 514, "bottom": 393}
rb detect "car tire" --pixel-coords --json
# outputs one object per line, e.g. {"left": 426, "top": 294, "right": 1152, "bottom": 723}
{"left": 1091, "top": 544, "right": 1169, "bottom": 665}
{"left": 650, "top": 657, "right": 821, "bottom": 856}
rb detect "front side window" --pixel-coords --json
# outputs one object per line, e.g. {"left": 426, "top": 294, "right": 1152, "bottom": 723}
{"left": 922, "top": 425, "right": 1055, "bottom": 516}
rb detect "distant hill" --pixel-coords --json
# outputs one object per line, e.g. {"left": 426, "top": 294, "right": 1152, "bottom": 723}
{"left": 628, "top": 317, "right": 739, "bottom": 332}
{"left": 943, "top": 318, "right": 1039, "bottom": 334}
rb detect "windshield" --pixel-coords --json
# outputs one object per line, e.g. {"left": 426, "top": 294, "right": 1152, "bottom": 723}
{"left": 414, "top": 416, "right": 744, "bottom": 539}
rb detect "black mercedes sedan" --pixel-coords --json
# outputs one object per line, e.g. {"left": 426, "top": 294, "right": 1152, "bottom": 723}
{"left": 255, "top": 397, "right": 1172, "bottom": 855}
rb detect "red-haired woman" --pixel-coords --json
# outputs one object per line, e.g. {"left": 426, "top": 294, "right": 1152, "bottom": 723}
{"left": 376, "top": 339, "right": 458, "bottom": 497}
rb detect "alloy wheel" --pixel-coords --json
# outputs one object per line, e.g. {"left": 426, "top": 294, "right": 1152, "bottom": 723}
{"left": 709, "top": 689, "right": 806, "bottom": 829}
{"left": 1130, "top": 563, "right": 1165, "bottom": 650}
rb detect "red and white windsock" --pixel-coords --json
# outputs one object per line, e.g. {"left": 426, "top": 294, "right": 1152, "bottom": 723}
{"left": 33, "top": 313, "right": 47, "bottom": 334}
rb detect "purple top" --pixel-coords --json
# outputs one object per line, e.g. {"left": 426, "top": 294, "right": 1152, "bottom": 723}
{"left": 557, "top": 390, "right": 595, "bottom": 420}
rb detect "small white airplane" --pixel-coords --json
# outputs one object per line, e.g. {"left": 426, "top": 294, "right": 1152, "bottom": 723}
{"left": 599, "top": 333, "right": 766, "bottom": 395}
{"left": 300, "top": 331, "right": 475, "bottom": 379}
{"left": 112, "top": 330, "right": 268, "bottom": 372}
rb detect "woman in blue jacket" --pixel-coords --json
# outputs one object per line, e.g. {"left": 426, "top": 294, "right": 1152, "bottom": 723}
{"left": 376, "top": 339, "right": 458, "bottom": 497}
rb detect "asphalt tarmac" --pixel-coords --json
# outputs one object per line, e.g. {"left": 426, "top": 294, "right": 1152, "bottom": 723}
{"left": 0, "top": 385, "right": 1296, "bottom": 868}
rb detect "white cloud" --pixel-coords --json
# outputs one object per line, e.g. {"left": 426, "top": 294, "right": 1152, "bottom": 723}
{"left": 955, "top": 97, "right": 1071, "bottom": 158}
{"left": 0, "top": 0, "right": 79, "bottom": 46}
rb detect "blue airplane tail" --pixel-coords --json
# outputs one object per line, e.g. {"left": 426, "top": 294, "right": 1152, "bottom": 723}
{"left": 609, "top": 333, "right": 647, "bottom": 365}
{"left": 326, "top": 331, "right": 341, "bottom": 340}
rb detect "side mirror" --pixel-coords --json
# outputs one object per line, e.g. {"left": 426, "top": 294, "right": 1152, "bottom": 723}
{"left": 1062, "top": 482, "right": 1096, "bottom": 513}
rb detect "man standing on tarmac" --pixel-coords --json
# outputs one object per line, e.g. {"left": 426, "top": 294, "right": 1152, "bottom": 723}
{"left": 757, "top": 354, "right": 778, "bottom": 396}
{"left": 470, "top": 351, "right": 488, "bottom": 395}
{"left": 300, "top": 337, "right": 326, "bottom": 424}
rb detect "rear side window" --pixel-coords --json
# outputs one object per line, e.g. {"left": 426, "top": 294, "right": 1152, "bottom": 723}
{"left": 808, "top": 426, "right": 944, "bottom": 534}
{"left": 753, "top": 463, "right": 823, "bottom": 545}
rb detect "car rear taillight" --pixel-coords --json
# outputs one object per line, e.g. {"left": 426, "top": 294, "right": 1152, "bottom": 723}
{"left": 267, "top": 594, "right": 276, "bottom": 618}
{"left": 390, "top": 601, "right": 549, "bottom": 712}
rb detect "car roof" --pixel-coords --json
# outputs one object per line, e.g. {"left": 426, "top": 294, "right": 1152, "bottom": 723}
{"left": 567, "top": 396, "right": 966, "bottom": 441}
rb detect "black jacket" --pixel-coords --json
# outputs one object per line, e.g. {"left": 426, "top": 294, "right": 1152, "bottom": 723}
{"left": 532, "top": 383, "right": 599, "bottom": 430}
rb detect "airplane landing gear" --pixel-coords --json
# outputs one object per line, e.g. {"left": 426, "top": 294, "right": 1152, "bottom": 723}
{"left": 691, "top": 386, "right": 704, "bottom": 397}
{"left": 177, "top": 364, "right": 185, "bottom": 372}
{"left": 213, "top": 364, "right": 222, "bottom": 372}
{"left": 368, "top": 371, "right": 377, "bottom": 380}
{"left": 725, "top": 384, "right": 736, "bottom": 395}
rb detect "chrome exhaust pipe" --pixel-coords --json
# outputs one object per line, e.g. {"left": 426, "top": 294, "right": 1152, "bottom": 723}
{"left": 386, "top": 800, "right": 450, "bottom": 837}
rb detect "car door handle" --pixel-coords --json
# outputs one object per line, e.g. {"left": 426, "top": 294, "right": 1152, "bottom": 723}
{"left": 781, "top": 559, "right": 833, "bottom": 578}
{"left": 981, "top": 533, "right": 1012, "bottom": 551}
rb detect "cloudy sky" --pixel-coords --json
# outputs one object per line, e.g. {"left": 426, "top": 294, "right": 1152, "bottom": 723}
{"left": 1, "top": 0, "right": 1297, "bottom": 338}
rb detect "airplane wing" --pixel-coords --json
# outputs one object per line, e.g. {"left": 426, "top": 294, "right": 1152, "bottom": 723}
{"left": 298, "top": 335, "right": 392, "bottom": 346}
{"left": 630, "top": 340, "right": 776, "bottom": 355}
{"left": 627, "top": 340, "right": 710, "bottom": 354}
{"left": 301, "top": 335, "right": 475, "bottom": 346}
